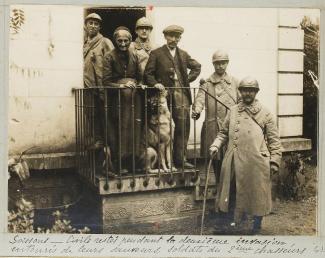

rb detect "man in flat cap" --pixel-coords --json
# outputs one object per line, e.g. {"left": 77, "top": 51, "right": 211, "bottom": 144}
{"left": 130, "top": 17, "right": 155, "bottom": 78}
{"left": 192, "top": 49, "right": 240, "bottom": 185}
{"left": 209, "top": 76, "right": 282, "bottom": 234}
{"left": 83, "top": 13, "right": 114, "bottom": 149}
{"left": 144, "top": 25, "right": 201, "bottom": 169}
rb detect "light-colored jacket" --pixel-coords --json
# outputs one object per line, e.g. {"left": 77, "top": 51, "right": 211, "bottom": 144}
{"left": 130, "top": 37, "right": 155, "bottom": 80}
{"left": 211, "top": 100, "right": 282, "bottom": 216}
{"left": 83, "top": 33, "right": 114, "bottom": 87}
{"left": 193, "top": 72, "right": 239, "bottom": 158}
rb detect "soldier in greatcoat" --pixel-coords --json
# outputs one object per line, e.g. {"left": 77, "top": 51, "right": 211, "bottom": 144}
{"left": 209, "top": 76, "right": 282, "bottom": 234}
{"left": 192, "top": 50, "right": 239, "bottom": 184}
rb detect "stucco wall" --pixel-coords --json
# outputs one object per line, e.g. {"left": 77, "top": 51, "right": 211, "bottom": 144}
{"left": 8, "top": 6, "right": 318, "bottom": 156}
{"left": 9, "top": 5, "right": 83, "bottom": 155}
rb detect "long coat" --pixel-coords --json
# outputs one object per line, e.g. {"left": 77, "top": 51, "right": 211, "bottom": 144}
{"left": 83, "top": 33, "right": 114, "bottom": 87}
{"left": 193, "top": 72, "right": 239, "bottom": 158}
{"left": 211, "top": 100, "right": 282, "bottom": 216}
{"left": 130, "top": 37, "right": 155, "bottom": 79}
{"left": 144, "top": 44, "right": 201, "bottom": 104}
{"left": 102, "top": 49, "right": 143, "bottom": 162}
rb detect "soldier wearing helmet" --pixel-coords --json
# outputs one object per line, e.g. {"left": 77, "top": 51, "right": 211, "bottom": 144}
{"left": 83, "top": 13, "right": 114, "bottom": 149}
{"left": 210, "top": 76, "right": 282, "bottom": 234}
{"left": 192, "top": 49, "right": 239, "bottom": 185}
{"left": 130, "top": 17, "right": 155, "bottom": 78}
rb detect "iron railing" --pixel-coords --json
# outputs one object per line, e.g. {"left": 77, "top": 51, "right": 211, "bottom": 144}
{"left": 74, "top": 86, "right": 229, "bottom": 192}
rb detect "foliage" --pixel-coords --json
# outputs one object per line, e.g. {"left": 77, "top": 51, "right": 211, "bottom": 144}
{"left": 8, "top": 198, "right": 90, "bottom": 234}
{"left": 300, "top": 16, "right": 319, "bottom": 151}
{"left": 278, "top": 153, "right": 312, "bottom": 201}
{"left": 10, "top": 9, "right": 25, "bottom": 34}
{"left": 8, "top": 148, "right": 90, "bottom": 234}
{"left": 8, "top": 198, "right": 34, "bottom": 233}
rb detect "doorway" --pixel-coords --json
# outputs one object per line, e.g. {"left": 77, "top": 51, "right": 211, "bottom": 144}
{"left": 85, "top": 7, "right": 146, "bottom": 43}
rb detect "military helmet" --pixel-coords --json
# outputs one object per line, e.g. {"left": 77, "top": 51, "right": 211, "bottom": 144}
{"left": 85, "top": 13, "right": 102, "bottom": 23}
{"left": 238, "top": 76, "right": 259, "bottom": 91}
{"left": 212, "top": 49, "right": 229, "bottom": 63}
{"left": 135, "top": 17, "right": 153, "bottom": 29}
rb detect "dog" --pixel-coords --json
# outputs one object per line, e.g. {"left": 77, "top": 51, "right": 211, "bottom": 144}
{"left": 142, "top": 89, "right": 176, "bottom": 173}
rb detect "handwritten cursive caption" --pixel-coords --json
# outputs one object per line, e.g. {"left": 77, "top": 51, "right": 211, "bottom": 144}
{"left": 4, "top": 234, "right": 325, "bottom": 257}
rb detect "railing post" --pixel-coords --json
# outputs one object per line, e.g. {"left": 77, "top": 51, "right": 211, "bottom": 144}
{"left": 118, "top": 89, "right": 122, "bottom": 181}
{"left": 103, "top": 88, "right": 109, "bottom": 190}
{"left": 168, "top": 89, "right": 174, "bottom": 185}
{"left": 90, "top": 90, "right": 96, "bottom": 185}
{"left": 144, "top": 88, "right": 149, "bottom": 187}
{"left": 131, "top": 88, "right": 136, "bottom": 188}
{"left": 204, "top": 91, "right": 208, "bottom": 178}
{"left": 193, "top": 87, "right": 197, "bottom": 169}
{"left": 75, "top": 90, "right": 80, "bottom": 175}
{"left": 181, "top": 87, "right": 185, "bottom": 175}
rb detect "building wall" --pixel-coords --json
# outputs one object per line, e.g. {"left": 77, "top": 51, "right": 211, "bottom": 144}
{"left": 8, "top": 6, "right": 316, "bottom": 158}
{"left": 9, "top": 5, "right": 83, "bottom": 155}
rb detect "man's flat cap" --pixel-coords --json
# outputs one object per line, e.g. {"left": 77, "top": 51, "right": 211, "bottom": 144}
{"left": 85, "top": 13, "right": 102, "bottom": 22}
{"left": 163, "top": 25, "right": 184, "bottom": 35}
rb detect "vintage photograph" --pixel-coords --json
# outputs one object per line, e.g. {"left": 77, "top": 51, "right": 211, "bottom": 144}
{"left": 7, "top": 5, "right": 320, "bottom": 236}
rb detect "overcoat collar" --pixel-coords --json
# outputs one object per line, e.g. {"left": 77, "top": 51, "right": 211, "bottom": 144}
{"left": 238, "top": 99, "right": 261, "bottom": 114}
{"left": 208, "top": 72, "right": 231, "bottom": 84}
{"left": 134, "top": 37, "right": 152, "bottom": 52}
{"left": 83, "top": 33, "right": 103, "bottom": 58}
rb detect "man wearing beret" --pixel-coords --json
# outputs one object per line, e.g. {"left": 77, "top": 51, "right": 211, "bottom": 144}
{"left": 83, "top": 13, "right": 114, "bottom": 149}
{"left": 144, "top": 25, "right": 201, "bottom": 169}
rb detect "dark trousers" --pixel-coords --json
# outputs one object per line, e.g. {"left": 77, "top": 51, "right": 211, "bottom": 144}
{"left": 253, "top": 216, "right": 263, "bottom": 230}
{"left": 94, "top": 92, "right": 104, "bottom": 142}
{"left": 107, "top": 88, "right": 143, "bottom": 170}
{"left": 213, "top": 159, "right": 222, "bottom": 185}
{"left": 171, "top": 87, "right": 190, "bottom": 164}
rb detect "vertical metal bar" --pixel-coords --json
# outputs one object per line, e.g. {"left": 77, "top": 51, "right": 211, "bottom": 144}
{"left": 169, "top": 90, "right": 174, "bottom": 181}
{"left": 91, "top": 91, "right": 96, "bottom": 185}
{"left": 204, "top": 92, "right": 208, "bottom": 175}
{"left": 92, "top": 91, "right": 97, "bottom": 186}
{"left": 104, "top": 88, "right": 109, "bottom": 188}
{"left": 193, "top": 87, "right": 197, "bottom": 170}
{"left": 118, "top": 89, "right": 122, "bottom": 179}
{"left": 131, "top": 89, "right": 136, "bottom": 185}
{"left": 144, "top": 89, "right": 148, "bottom": 176}
{"left": 157, "top": 90, "right": 161, "bottom": 178}
{"left": 79, "top": 90, "right": 83, "bottom": 178}
{"left": 80, "top": 90, "right": 85, "bottom": 178}
{"left": 214, "top": 88, "right": 218, "bottom": 186}
{"left": 75, "top": 90, "right": 79, "bottom": 175}
{"left": 181, "top": 87, "right": 185, "bottom": 174}
{"left": 85, "top": 91, "right": 90, "bottom": 181}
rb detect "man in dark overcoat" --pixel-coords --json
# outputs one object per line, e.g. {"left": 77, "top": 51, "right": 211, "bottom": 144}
{"left": 144, "top": 25, "right": 201, "bottom": 168}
